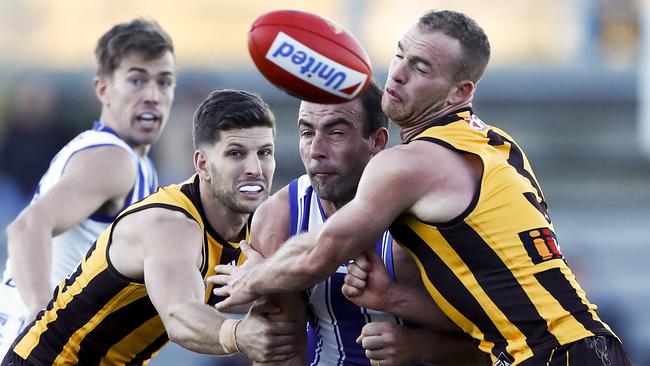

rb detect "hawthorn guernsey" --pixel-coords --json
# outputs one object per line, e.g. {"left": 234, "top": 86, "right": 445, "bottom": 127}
{"left": 248, "top": 9, "right": 372, "bottom": 104}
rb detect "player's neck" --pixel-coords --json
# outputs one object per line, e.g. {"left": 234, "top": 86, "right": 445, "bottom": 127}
{"left": 400, "top": 100, "right": 472, "bottom": 143}
{"left": 200, "top": 185, "right": 248, "bottom": 242}
{"left": 319, "top": 197, "right": 348, "bottom": 218}
{"left": 97, "top": 113, "right": 150, "bottom": 157}
{"left": 133, "top": 145, "right": 149, "bottom": 157}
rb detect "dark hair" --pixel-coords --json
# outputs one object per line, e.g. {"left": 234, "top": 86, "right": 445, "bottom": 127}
{"left": 359, "top": 81, "right": 389, "bottom": 137}
{"left": 418, "top": 10, "right": 490, "bottom": 83}
{"left": 193, "top": 89, "right": 276, "bottom": 149}
{"left": 95, "top": 18, "right": 174, "bottom": 76}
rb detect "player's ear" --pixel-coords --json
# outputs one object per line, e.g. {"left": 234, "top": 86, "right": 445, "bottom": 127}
{"left": 94, "top": 76, "right": 109, "bottom": 105}
{"left": 194, "top": 150, "right": 211, "bottom": 181}
{"left": 368, "top": 127, "right": 389, "bottom": 154}
{"left": 447, "top": 79, "right": 474, "bottom": 105}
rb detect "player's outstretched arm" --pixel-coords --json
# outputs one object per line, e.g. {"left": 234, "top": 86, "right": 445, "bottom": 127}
{"left": 114, "top": 208, "right": 298, "bottom": 361}
{"left": 213, "top": 148, "right": 424, "bottom": 310}
{"left": 6, "top": 146, "right": 136, "bottom": 321}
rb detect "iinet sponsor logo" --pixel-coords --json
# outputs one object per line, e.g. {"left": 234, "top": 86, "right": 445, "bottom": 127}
{"left": 265, "top": 32, "right": 368, "bottom": 100}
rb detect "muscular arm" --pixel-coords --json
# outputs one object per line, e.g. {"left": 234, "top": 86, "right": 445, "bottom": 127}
{"left": 247, "top": 187, "right": 307, "bottom": 365}
{"left": 113, "top": 208, "right": 228, "bottom": 354}
{"left": 112, "top": 208, "right": 297, "bottom": 360}
{"left": 216, "top": 143, "right": 475, "bottom": 309}
{"left": 214, "top": 149, "right": 415, "bottom": 309}
{"left": 6, "top": 146, "right": 136, "bottom": 320}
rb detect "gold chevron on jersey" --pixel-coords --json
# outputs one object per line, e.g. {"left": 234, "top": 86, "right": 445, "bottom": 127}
{"left": 390, "top": 109, "right": 614, "bottom": 364}
{"left": 13, "top": 174, "right": 247, "bottom": 365}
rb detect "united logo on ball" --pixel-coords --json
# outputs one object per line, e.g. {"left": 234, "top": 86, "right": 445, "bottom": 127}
{"left": 248, "top": 9, "right": 372, "bottom": 104}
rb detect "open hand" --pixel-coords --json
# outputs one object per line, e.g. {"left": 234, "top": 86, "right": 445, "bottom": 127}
{"left": 208, "top": 240, "right": 265, "bottom": 311}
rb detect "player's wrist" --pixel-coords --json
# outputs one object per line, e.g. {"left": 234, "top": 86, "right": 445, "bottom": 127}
{"left": 246, "top": 266, "right": 266, "bottom": 297}
{"left": 381, "top": 282, "right": 404, "bottom": 313}
{"left": 219, "top": 318, "right": 241, "bottom": 354}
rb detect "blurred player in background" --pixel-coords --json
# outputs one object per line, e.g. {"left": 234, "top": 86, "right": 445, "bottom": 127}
{"left": 3, "top": 89, "right": 298, "bottom": 366}
{"left": 230, "top": 83, "right": 486, "bottom": 365}
{"left": 1, "top": 18, "right": 174, "bottom": 356}
{"left": 214, "top": 9, "right": 633, "bottom": 365}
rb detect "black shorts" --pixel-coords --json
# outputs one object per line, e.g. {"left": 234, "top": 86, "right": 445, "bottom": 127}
{"left": 520, "top": 335, "right": 632, "bottom": 366}
{"left": 1, "top": 350, "right": 32, "bottom": 366}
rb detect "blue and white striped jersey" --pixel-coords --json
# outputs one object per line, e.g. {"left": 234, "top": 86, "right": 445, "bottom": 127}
{"left": 288, "top": 175, "right": 403, "bottom": 366}
{"left": 2, "top": 121, "right": 158, "bottom": 289}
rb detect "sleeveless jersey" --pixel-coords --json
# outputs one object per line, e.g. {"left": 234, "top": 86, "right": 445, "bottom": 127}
{"left": 2, "top": 121, "right": 158, "bottom": 289}
{"left": 389, "top": 108, "right": 614, "bottom": 365}
{"left": 288, "top": 175, "right": 402, "bottom": 366}
{"left": 12, "top": 175, "right": 246, "bottom": 365}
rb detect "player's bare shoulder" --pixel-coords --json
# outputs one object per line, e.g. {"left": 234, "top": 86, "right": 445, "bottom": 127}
{"left": 22, "top": 145, "right": 140, "bottom": 235}
{"left": 350, "top": 146, "right": 429, "bottom": 220}
{"left": 405, "top": 139, "right": 480, "bottom": 224}
{"left": 362, "top": 144, "right": 435, "bottom": 192}
{"left": 362, "top": 141, "right": 478, "bottom": 224}
{"left": 117, "top": 206, "right": 200, "bottom": 244}
{"left": 388, "top": 140, "right": 475, "bottom": 187}
{"left": 63, "top": 145, "right": 138, "bottom": 198}
{"left": 110, "top": 206, "right": 202, "bottom": 279}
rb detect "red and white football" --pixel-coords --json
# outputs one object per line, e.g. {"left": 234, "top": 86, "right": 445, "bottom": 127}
{"left": 248, "top": 9, "right": 372, "bottom": 104}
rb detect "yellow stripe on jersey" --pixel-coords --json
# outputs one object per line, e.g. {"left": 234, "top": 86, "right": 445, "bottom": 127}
{"left": 52, "top": 284, "right": 146, "bottom": 365}
{"left": 13, "top": 174, "right": 246, "bottom": 365}
{"left": 101, "top": 316, "right": 166, "bottom": 365}
{"left": 390, "top": 109, "right": 613, "bottom": 365}
{"left": 397, "top": 242, "right": 499, "bottom": 354}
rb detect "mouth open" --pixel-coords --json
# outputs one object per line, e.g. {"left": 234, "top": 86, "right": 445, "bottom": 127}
{"left": 136, "top": 112, "right": 161, "bottom": 126}
{"left": 238, "top": 184, "right": 264, "bottom": 194}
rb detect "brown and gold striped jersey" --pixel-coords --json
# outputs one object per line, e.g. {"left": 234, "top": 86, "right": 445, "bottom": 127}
{"left": 13, "top": 175, "right": 246, "bottom": 365}
{"left": 390, "top": 108, "right": 613, "bottom": 365}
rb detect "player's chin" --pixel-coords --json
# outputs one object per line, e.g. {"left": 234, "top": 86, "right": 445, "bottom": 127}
{"left": 311, "top": 174, "right": 337, "bottom": 187}
{"left": 132, "top": 131, "right": 161, "bottom": 146}
{"left": 235, "top": 193, "right": 268, "bottom": 211}
{"left": 381, "top": 102, "right": 399, "bottom": 119}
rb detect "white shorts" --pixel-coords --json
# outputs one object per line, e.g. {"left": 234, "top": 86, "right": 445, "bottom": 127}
{"left": 0, "top": 282, "right": 27, "bottom": 359}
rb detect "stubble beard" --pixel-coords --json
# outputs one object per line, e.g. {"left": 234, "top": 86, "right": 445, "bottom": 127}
{"left": 210, "top": 171, "right": 265, "bottom": 215}
{"left": 382, "top": 97, "right": 409, "bottom": 125}
{"left": 213, "top": 186, "right": 254, "bottom": 214}
{"left": 311, "top": 177, "right": 357, "bottom": 208}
